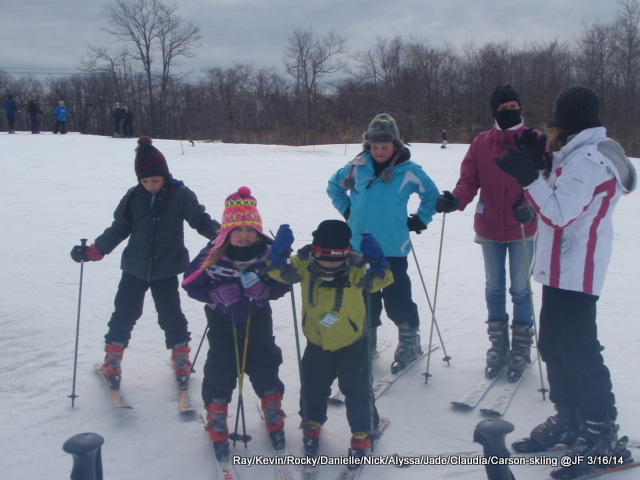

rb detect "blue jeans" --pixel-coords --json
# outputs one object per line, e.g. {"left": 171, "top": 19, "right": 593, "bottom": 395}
{"left": 481, "top": 240, "right": 534, "bottom": 325}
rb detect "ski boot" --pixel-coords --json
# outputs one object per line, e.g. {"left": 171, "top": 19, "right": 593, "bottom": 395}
{"left": 301, "top": 420, "right": 322, "bottom": 457}
{"left": 512, "top": 406, "right": 584, "bottom": 453}
{"left": 261, "top": 390, "right": 286, "bottom": 450}
{"left": 348, "top": 432, "right": 372, "bottom": 470}
{"left": 391, "top": 323, "right": 422, "bottom": 373}
{"left": 205, "top": 400, "right": 230, "bottom": 460}
{"left": 171, "top": 343, "right": 192, "bottom": 390}
{"left": 485, "top": 320, "right": 509, "bottom": 379}
{"left": 102, "top": 342, "right": 125, "bottom": 390}
{"left": 507, "top": 323, "right": 534, "bottom": 382}
{"left": 550, "top": 420, "right": 620, "bottom": 479}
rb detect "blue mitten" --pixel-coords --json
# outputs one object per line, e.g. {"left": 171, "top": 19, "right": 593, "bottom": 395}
{"left": 270, "top": 224, "right": 294, "bottom": 266}
{"left": 360, "top": 235, "right": 387, "bottom": 272}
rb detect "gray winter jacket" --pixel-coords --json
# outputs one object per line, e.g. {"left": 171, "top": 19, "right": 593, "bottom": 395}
{"left": 94, "top": 179, "right": 219, "bottom": 282}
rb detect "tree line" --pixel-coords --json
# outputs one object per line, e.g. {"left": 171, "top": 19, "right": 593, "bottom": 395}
{"left": 2, "top": 0, "right": 640, "bottom": 156}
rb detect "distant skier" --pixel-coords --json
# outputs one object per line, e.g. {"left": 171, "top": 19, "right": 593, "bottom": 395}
{"left": 27, "top": 99, "right": 42, "bottom": 134}
{"left": 182, "top": 187, "right": 289, "bottom": 459}
{"left": 112, "top": 103, "right": 124, "bottom": 137}
{"left": 121, "top": 106, "right": 134, "bottom": 138}
{"left": 70, "top": 136, "right": 220, "bottom": 392}
{"left": 4, "top": 94, "right": 17, "bottom": 133}
{"left": 267, "top": 221, "right": 393, "bottom": 462}
{"left": 497, "top": 85, "right": 637, "bottom": 479}
{"left": 441, "top": 129, "right": 448, "bottom": 148}
{"left": 53, "top": 101, "right": 69, "bottom": 134}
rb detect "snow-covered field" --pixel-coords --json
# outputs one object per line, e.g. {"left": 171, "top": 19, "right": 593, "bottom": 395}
{"left": 1, "top": 132, "right": 639, "bottom": 479}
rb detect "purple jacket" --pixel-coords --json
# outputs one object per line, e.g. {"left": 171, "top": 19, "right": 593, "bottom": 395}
{"left": 182, "top": 241, "right": 290, "bottom": 323}
{"left": 452, "top": 125, "right": 538, "bottom": 242}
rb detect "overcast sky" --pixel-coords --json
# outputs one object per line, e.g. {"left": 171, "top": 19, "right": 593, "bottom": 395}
{"left": 0, "top": 0, "right": 620, "bottom": 78}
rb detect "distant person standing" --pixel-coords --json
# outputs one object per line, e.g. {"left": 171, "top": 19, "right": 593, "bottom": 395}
{"left": 28, "top": 99, "right": 42, "bottom": 134}
{"left": 5, "top": 94, "right": 17, "bottom": 133}
{"left": 122, "top": 106, "right": 134, "bottom": 138}
{"left": 441, "top": 129, "right": 448, "bottom": 149}
{"left": 112, "top": 103, "right": 124, "bottom": 137}
{"left": 53, "top": 101, "right": 69, "bottom": 134}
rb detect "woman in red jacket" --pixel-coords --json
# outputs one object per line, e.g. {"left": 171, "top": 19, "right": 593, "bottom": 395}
{"left": 436, "top": 84, "right": 539, "bottom": 382}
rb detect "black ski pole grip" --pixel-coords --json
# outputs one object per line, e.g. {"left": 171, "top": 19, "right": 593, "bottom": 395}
{"left": 63, "top": 432, "right": 104, "bottom": 480}
{"left": 80, "top": 238, "right": 88, "bottom": 247}
{"left": 473, "top": 418, "right": 516, "bottom": 480}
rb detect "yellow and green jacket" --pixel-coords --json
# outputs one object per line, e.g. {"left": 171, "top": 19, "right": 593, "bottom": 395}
{"left": 268, "top": 246, "right": 393, "bottom": 352}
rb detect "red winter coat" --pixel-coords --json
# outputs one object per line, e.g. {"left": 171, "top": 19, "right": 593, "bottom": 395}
{"left": 452, "top": 124, "right": 538, "bottom": 242}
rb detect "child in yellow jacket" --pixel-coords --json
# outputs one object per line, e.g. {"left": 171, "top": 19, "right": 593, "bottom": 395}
{"left": 267, "top": 220, "right": 393, "bottom": 461}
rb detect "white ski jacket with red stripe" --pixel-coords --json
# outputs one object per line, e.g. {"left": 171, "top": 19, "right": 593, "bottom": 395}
{"left": 525, "top": 127, "right": 636, "bottom": 296}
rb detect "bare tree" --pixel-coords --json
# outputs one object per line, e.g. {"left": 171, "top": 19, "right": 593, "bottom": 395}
{"left": 101, "top": 0, "right": 201, "bottom": 135}
{"left": 283, "top": 26, "right": 348, "bottom": 134}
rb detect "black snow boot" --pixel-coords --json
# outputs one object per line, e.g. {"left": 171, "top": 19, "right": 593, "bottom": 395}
{"left": 512, "top": 406, "right": 583, "bottom": 453}
{"left": 485, "top": 320, "right": 509, "bottom": 378}
{"left": 391, "top": 323, "right": 422, "bottom": 373}
{"left": 507, "top": 323, "right": 534, "bottom": 382}
{"left": 550, "top": 420, "right": 621, "bottom": 479}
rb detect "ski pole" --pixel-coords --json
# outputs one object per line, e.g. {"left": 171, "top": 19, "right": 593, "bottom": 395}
{"left": 361, "top": 233, "right": 377, "bottom": 452}
{"left": 520, "top": 223, "right": 548, "bottom": 400}
{"left": 229, "top": 303, "right": 252, "bottom": 447}
{"left": 69, "top": 238, "right": 87, "bottom": 408}
{"left": 411, "top": 218, "right": 451, "bottom": 385}
{"left": 231, "top": 301, "right": 253, "bottom": 447}
{"left": 190, "top": 324, "right": 208, "bottom": 374}
{"left": 285, "top": 246, "right": 311, "bottom": 440}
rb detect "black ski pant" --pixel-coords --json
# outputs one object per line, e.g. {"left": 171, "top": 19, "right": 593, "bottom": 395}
{"left": 7, "top": 115, "right": 15, "bottom": 130}
{"left": 537, "top": 285, "right": 617, "bottom": 422}
{"left": 370, "top": 256, "right": 420, "bottom": 329}
{"left": 201, "top": 304, "right": 284, "bottom": 405}
{"left": 53, "top": 120, "right": 67, "bottom": 134}
{"left": 104, "top": 272, "right": 191, "bottom": 349}
{"left": 300, "top": 337, "right": 379, "bottom": 434}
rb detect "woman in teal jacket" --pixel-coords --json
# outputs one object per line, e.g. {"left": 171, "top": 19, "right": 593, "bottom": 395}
{"left": 327, "top": 113, "right": 439, "bottom": 372}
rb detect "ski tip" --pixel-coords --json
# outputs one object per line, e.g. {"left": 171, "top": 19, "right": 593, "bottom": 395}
{"left": 450, "top": 402, "right": 473, "bottom": 410}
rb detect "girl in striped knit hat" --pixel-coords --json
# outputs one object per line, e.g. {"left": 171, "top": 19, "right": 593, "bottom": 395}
{"left": 182, "top": 187, "right": 290, "bottom": 458}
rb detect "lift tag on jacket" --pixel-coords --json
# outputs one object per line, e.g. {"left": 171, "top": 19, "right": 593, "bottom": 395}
{"left": 320, "top": 313, "right": 340, "bottom": 328}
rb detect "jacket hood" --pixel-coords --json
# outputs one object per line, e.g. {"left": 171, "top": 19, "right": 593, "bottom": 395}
{"left": 564, "top": 127, "right": 637, "bottom": 194}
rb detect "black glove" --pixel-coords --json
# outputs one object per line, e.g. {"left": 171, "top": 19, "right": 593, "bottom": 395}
{"left": 512, "top": 198, "right": 536, "bottom": 223}
{"left": 514, "top": 128, "right": 549, "bottom": 171}
{"left": 495, "top": 145, "right": 540, "bottom": 187}
{"left": 407, "top": 214, "right": 427, "bottom": 234}
{"left": 70, "top": 245, "right": 89, "bottom": 263}
{"left": 435, "top": 191, "right": 460, "bottom": 213}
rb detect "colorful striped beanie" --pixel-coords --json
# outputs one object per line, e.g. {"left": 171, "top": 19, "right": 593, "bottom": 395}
{"left": 135, "top": 136, "right": 170, "bottom": 180}
{"left": 213, "top": 186, "right": 264, "bottom": 249}
{"left": 182, "top": 187, "right": 265, "bottom": 285}
{"left": 363, "top": 113, "right": 400, "bottom": 143}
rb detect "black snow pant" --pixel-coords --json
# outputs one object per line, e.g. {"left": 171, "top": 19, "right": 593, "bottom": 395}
{"left": 201, "top": 304, "right": 284, "bottom": 405}
{"left": 53, "top": 120, "right": 67, "bottom": 134}
{"left": 104, "top": 272, "right": 191, "bottom": 349}
{"left": 370, "top": 256, "right": 420, "bottom": 329}
{"left": 300, "top": 337, "right": 379, "bottom": 434}
{"left": 538, "top": 285, "right": 617, "bottom": 422}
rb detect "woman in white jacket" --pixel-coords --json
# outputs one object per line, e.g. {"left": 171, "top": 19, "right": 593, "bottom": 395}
{"left": 496, "top": 85, "right": 636, "bottom": 480}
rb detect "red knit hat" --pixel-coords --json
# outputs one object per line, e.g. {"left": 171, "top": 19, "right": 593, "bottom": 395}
{"left": 212, "top": 186, "right": 265, "bottom": 249}
{"left": 135, "top": 136, "right": 170, "bottom": 179}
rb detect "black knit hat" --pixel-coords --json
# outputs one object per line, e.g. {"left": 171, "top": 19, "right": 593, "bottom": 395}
{"left": 552, "top": 85, "right": 602, "bottom": 134}
{"left": 311, "top": 220, "right": 352, "bottom": 260}
{"left": 135, "top": 136, "right": 170, "bottom": 180}
{"left": 490, "top": 84, "right": 521, "bottom": 114}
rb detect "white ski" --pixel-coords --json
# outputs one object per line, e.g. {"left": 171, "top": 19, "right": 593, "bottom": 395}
{"left": 334, "top": 418, "right": 391, "bottom": 480}
{"left": 451, "top": 368, "right": 505, "bottom": 410}
{"left": 479, "top": 356, "right": 537, "bottom": 416}
{"left": 330, "top": 343, "right": 439, "bottom": 403}
{"left": 255, "top": 404, "right": 303, "bottom": 480}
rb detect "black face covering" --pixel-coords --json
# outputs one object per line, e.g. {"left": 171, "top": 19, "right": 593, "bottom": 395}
{"left": 494, "top": 109, "right": 522, "bottom": 130}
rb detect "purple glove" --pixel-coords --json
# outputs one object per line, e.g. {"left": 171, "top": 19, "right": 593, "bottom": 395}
{"left": 210, "top": 282, "right": 242, "bottom": 305}
{"left": 244, "top": 281, "right": 270, "bottom": 301}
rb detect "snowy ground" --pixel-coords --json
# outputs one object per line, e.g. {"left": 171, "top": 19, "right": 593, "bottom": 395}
{"left": 1, "top": 132, "right": 639, "bottom": 480}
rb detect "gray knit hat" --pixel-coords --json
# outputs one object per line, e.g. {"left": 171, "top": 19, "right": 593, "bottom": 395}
{"left": 363, "top": 113, "right": 400, "bottom": 143}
